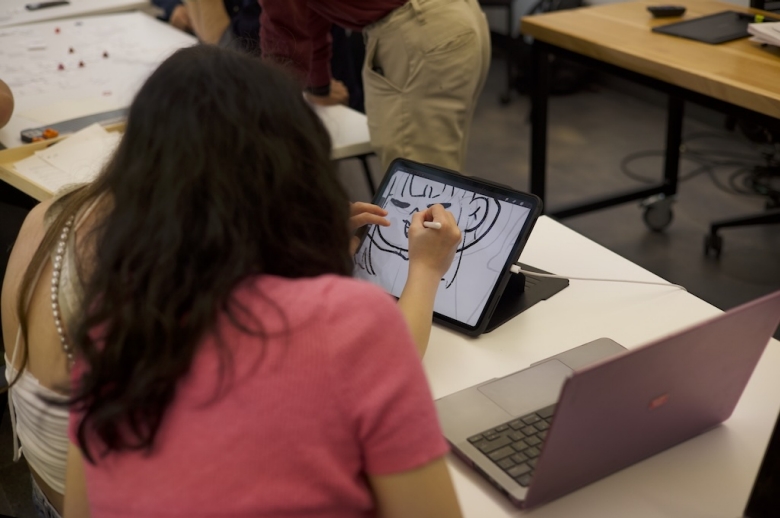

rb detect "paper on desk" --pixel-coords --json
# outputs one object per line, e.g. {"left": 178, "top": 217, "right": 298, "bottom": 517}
{"left": 748, "top": 22, "right": 780, "bottom": 47}
{"left": 35, "top": 123, "right": 121, "bottom": 183}
{"left": 13, "top": 124, "right": 121, "bottom": 194}
{"left": 13, "top": 155, "right": 74, "bottom": 193}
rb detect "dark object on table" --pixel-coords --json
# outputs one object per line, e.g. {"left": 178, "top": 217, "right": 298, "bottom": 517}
{"left": 652, "top": 10, "right": 777, "bottom": 44}
{"left": 647, "top": 5, "right": 686, "bottom": 17}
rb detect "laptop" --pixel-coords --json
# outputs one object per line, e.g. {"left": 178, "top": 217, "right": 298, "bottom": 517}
{"left": 436, "top": 289, "right": 780, "bottom": 509}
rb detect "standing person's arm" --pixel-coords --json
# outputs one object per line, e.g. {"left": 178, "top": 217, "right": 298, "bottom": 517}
{"left": 259, "top": 1, "right": 347, "bottom": 105}
{"left": 0, "top": 79, "right": 14, "bottom": 129}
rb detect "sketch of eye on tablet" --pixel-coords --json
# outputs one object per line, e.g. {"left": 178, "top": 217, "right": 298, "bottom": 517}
{"left": 354, "top": 171, "right": 531, "bottom": 325}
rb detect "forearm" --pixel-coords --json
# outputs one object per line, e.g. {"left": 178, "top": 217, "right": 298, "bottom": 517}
{"left": 186, "top": 0, "right": 230, "bottom": 44}
{"left": 396, "top": 265, "right": 441, "bottom": 357}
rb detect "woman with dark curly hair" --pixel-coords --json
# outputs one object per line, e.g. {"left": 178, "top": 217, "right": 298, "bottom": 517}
{"left": 2, "top": 45, "right": 462, "bottom": 518}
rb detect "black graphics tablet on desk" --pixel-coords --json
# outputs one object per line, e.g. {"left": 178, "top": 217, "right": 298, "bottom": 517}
{"left": 652, "top": 10, "right": 777, "bottom": 44}
{"left": 352, "top": 159, "right": 567, "bottom": 337}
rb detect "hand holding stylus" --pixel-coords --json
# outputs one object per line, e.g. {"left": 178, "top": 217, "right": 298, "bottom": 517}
{"left": 408, "top": 204, "right": 461, "bottom": 279}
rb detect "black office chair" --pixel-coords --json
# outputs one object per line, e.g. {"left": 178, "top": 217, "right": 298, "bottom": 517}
{"left": 751, "top": 0, "right": 780, "bottom": 13}
{"left": 704, "top": 121, "right": 780, "bottom": 258}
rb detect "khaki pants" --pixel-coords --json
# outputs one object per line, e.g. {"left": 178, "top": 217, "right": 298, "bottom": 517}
{"left": 363, "top": 0, "right": 491, "bottom": 173}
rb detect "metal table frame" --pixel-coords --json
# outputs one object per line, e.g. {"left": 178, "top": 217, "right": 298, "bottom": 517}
{"left": 528, "top": 39, "right": 780, "bottom": 220}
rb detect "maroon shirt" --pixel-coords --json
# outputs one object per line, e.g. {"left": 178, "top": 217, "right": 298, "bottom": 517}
{"left": 260, "top": 0, "right": 406, "bottom": 91}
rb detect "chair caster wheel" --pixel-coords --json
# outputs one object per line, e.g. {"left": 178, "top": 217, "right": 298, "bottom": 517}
{"left": 640, "top": 194, "right": 675, "bottom": 232}
{"left": 704, "top": 233, "right": 723, "bottom": 258}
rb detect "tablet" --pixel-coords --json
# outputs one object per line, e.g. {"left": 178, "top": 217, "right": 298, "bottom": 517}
{"left": 353, "top": 159, "right": 542, "bottom": 337}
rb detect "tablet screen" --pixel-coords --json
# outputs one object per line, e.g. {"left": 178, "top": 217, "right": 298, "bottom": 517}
{"left": 353, "top": 159, "right": 541, "bottom": 334}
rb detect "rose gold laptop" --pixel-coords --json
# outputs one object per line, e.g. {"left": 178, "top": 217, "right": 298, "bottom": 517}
{"left": 436, "top": 290, "right": 780, "bottom": 508}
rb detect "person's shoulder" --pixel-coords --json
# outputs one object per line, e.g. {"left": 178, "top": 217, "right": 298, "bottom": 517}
{"left": 2, "top": 199, "right": 53, "bottom": 312}
{"left": 320, "top": 275, "right": 399, "bottom": 317}
{"left": 16, "top": 198, "right": 54, "bottom": 245}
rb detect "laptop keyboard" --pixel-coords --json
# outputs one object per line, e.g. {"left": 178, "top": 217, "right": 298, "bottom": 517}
{"left": 466, "top": 404, "right": 556, "bottom": 487}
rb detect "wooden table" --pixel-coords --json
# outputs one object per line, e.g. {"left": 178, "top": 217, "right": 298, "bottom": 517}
{"left": 520, "top": 0, "right": 780, "bottom": 224}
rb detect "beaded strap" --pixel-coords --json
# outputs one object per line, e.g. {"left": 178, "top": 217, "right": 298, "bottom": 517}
{"left": 51, "top": 215, "right": 76, "bottom": 364}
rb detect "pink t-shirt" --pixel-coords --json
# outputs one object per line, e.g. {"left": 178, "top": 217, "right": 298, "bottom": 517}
{"left": 69, "top": 274, "right": 449, "bottom": 518}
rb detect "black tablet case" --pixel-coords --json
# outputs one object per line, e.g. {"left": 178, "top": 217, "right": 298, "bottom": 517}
{"left": 652, "top": 11, "right": 755, "bottom": 44}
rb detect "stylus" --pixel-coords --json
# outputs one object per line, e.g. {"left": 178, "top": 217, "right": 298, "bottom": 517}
{"left": 423, "top": 221, "right": 442, "bottom": 229}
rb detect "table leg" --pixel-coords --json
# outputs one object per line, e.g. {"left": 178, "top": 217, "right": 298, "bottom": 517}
{"left": 530, "top": 41, "right": 550, "bottom": 209}
{"left": 663, "top": 95, "right": 684, "bottom": 197}
{"left": 358, "top": 154, "right": 377, "bottom": 196}
{"left": 501, "top": 3, "right": 513, "bottom": 105}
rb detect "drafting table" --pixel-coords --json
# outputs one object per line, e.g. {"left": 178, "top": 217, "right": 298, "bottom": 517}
{"left": 0, "top": 0, "right": 147, "bottom": 29}
{"left": 425, "top": 215, "right": 780, "bottom": 517}
{"left": 0, "top": 10, "right": 374, "bottom": 200}
{"left": 0, "top": 11, "right": 198, "bottom": 150}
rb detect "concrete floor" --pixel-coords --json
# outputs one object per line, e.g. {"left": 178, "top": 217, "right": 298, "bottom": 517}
{"left": 2, "top": 55, "right": 779, "bottom": 517}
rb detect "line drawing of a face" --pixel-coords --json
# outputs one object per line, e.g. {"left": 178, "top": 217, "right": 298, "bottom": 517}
{"left": 355, "top": 173, "right": 501, "bottom": 288}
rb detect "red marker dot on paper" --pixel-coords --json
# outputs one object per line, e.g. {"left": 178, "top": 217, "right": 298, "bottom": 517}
{"left": 78, "top": 60, "right": 85, "bottom": 68}
{"left": 57, "top": 63, "right": 65, "bottom": 71}
{"left": 102, "top": 51, "right": 109, "bottom": 58}
{"left": 55, "top": 27, "right": 60, "bottom": 34}
{"left": 69, "top": 47, "right": 74, "bottom": 53}
{"left": 102, "top": 91, "right": 112, "bottom": 96}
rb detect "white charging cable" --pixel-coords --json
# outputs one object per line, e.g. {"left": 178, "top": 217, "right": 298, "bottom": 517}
{"left": 510, "top": 264, "right": 687, "bottom": 292}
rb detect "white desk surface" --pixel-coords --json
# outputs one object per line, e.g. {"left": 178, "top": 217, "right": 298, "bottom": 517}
{"left": 427, "top": 216, "right": 780, "bottom": 517}
{"left": 314, "top": 104, "right": 373, "bottom": 161}
{"left": 0, "top": 0, "right": 146, "bottom": 29}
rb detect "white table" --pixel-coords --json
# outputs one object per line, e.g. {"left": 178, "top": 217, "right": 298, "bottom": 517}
{"left": 0, "top": 0, "right": 147, "bottom": 29}
{"left": 313, "top": 104, "right": 372, "bottom": 161}
{"left": 425, "top": 216, "right": 780, "bottom": 517}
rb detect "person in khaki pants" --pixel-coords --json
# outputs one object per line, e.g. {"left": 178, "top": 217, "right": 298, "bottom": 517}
{"left": 260, "top": 0, "right": 490, "bottom": 173}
